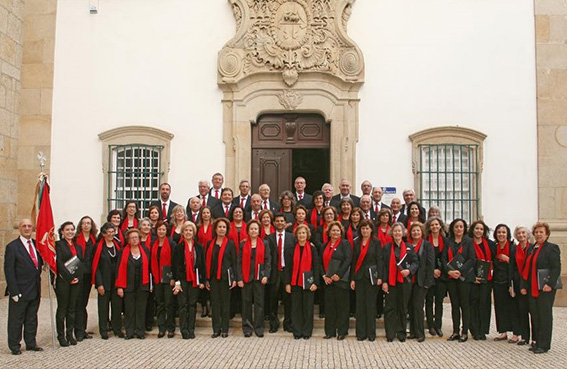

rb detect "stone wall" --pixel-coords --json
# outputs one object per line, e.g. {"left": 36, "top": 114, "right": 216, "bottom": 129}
{"left": 535, "top": 0, "right": 567, "bottom": 305}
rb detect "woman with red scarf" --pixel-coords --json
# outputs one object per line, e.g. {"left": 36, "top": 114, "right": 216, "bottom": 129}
{"left": 197, "top": 206, "right": 214, "bottom": 317}
{"left": 520, "top": 222, "right": 561, "bottom": 354}
{"left": 229, "top": 206, "right": 247, "bottom": 246}
{"left": 442, "top": 218, "right": 476, "bottom": 343}
{"left": 139, "top": 218, "right": 156, "bottom": 332}
{"left": 338, "top": 198, "right": 354, "bottom": 228}
{"left": 116, "top": 229, "right": 151, "bottom": 340}
{"left": 468, "top": 220, "right": 495, "bottom": 341}
{"left": 284, "top": 224, "right": 319, "bottom": 340}
{"left": 120, "top": 201, "right": 140, "bottom": 233}
{"left": 92, "top": 222, "right": 123, "bottom": 339}
{"left": 510, "top": 225, "right": 533, "bottom": 346}
{"left": 376, "top": 208, "right": 392, "bottom": 319}
{"left": 308, "top": 190, "right": 324, "bottom": 229}
{"left": 107, "top": 209, "right": 125, "bottom": 247}
{"left": 424, "top": 216, "right": 448, "bottom": 337}
{"left": 237, "top": 220, "right": 271, "bottom": 337}
{"left": 321, "top": 221, "right": 352, "bottom": 340}
{"left": 404, "top": 202, "right": 426, "bottom": 239}
{"left": 315, "top": 206, "right": 337, "bottom": 319}
{"left": 259, "top": 209, "right": 275, "bottom": 239}
{"left": 169, "top": 204, "right": 188, "bottom": 244}
{"left": 173, "top": 221, "right": 205, "bottom": 339}
{"left": 151, "top": 221, "right": 176, "bottom": 338}
{"left": 408, "top": 222, "right": 434, "bottom": 342}
{"left": 206, "top": 218, "right": 237, "bottom": 338}
{"left": 287, "top": 205, "right": 316, "bottom": 241}
{"left": 350, "top": 219, "right": 382, "bottom": 341}
{"left": 55, "top": 221, "right": 85, "bottom": 347}
{"left": 74, "top": 215, "right": 97, "bottom": 341}
{"left": 492, "top": 223, "right": 516, "bottom": 342}
{"left": 382, "top": 222, "right": 418, "bottom": 342}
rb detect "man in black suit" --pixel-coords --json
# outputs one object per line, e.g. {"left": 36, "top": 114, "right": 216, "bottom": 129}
{"left": 370, "top": 186, "right": 390, "bottom": 218}
{"left": 187, "top": 197, "right": 201, "bottom": 224}
{"left": 211, "top": 188, "right": 235, "bottom": 220}
{"left": 209, "top": 172, "right": 224, "bottom": 201}
{"left": 266, "top": 213, "right": 295, "bottom": 333}
{"left": 359, "top": 195, "right": 374, "bottom": 221}
{"left": 4, "top": 219, "right": 44, "bottom": 355}
{"left": 233, "top": 179, "right": 252, "bottom": 211}
{"left": 197, "top": 180, "right": 219, "bottom": 210}
{"left": 245, "top": 194, "right": 263, "bottom": 222}
{"left": 293, "top": 176, "right": 313, "bottom": 209}
{"left": 390, "top": 198, "right": 407, "bottom": 225}
{"left": 150, "top": 183, "right": 179, "bottom": 223}
{"left": 258, "top": 184, "right": 279, "bottom": 212}
{"left": 322, "top": 183, "right": 334, "bottom": 207}
{"left": 330, "top": 179, "right": 360, "bottom": 208}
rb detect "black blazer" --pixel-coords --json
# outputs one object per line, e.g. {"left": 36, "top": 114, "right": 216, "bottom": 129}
{"left": 284, "top": 242, "right": 320, "bottom": 286}
{"left": 414, "top": 240, "right": 435, "bottom": 288}
{"left": 391, "top": 213, "right": 407, "bottom": 226}
{"left": 260, "top": 198, "right": 279, "bottom": 212}
{"left": 267, "top": 231, "right": 295, "bottom": 281}
{"left": 232, "top": 195, "right": 252, "bottom": 211}
{"left": 430, "top": 235, "right": 449, "bottom": 281}
{"left": 521, "top": 241, "right": 561, "bottom": 293}
{"left": 321, "top": 239, "right": 352, "bottom": 289}
{"left": 492, "top": 241, "right": 511, "bottom": 284}
{"left": 510, "top": 242, "right": 529, "bottom": 293}
{"left": 150, "top": 200, "right": 179, "bottom": 222}
{"left": 382, "top": 242, "right": 418, "bottom": 285}
{"left": 211, "top": 202, "right": 235, "bottom": 221}
{"left": 442, "top": 236, "right": 477, "bottom": 283}
{"left": 56, "top": 239, "right": 84, "bottom": 283}
{"left": 174, "top": 240, "right": 206, "bottom": 285}
{"left": 4, "top": 238, "right": 43, "bottom": 301}
{"left": 197, "top": 194, "right": 220, "bottom": 210}
{"left": 351, "top": 238, "right": 383, "bottom": 282}
{"left": 188, "top": 210, "right": 201, "bottom": 225}
{"left": 206, "top": 239, "right": 237, "bottom": 282}
{"left": 94, "top": 240, "right": 120, "bottom": 291}
{"left": 236, "top": 239, "right": 272, "bottom": 282}
{"left": 244, "top": 209, "right": 263, "bottom": 222}
{"left": 117, "top": 245, "right": 151, "bottom": 292}
{"left": 294, "top": 193, "right": 313, "bottom": 209}
{"left": 330, "top": 194, "right": 360, "bottom": 208}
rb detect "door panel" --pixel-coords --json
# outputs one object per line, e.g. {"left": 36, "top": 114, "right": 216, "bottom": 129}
{"left": 252, "top": 149, "right": 291, "bottom": 197}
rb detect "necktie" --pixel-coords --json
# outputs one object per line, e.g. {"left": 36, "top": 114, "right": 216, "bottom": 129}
{"left": 375, "top": 204, "right": 379, "bottom": 213}
{"left": 254, "top": 212, "right": 258, "bottom": 220}
{"left": 325, "top": 201, "right": 329, "bottom": 207}
{"left": 28, "top": 240, "right": 38, "bottom": 269}
{"left": 162, "top": 203, "right": 167, "bottom": 219}
{"left": 215, "top": 189, "right": 219, "bottom": 199}
{"left": 225, "top": 205, "right": 229, "bottom": 217}
{"left": 264, "top": 201, "right": 268, "bottom": 210}
{"left": 202, "top": 196, "right": 206, "bottom": 208}
{"left": 192, "top": 213, "right": 196, "bottom": 222}
{"left": 240, "top": 197, "right": 245, "bottom": 208}
{"left": 298, "top": 194, "right": 303, "bottom": 201}
{"left": 393, "top": 214, "right": 397, "bottom": 223}
{"left": 278, "top": 233, "right": 283, "bottom": 271}
{"left": 365, "top": 213, "right": 369, "bottom": 219}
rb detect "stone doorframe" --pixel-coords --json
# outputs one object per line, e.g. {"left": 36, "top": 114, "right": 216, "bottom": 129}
{"left": 218, "top": 0, "right": 365, "bottom": 190}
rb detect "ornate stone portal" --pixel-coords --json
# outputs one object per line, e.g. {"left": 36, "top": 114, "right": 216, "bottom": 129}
{"left": 218, "top": 0, "right": 364, "bottom": 189}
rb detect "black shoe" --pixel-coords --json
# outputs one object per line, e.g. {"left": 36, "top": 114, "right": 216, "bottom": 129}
{"left": 67, "top": 336, "right": 77, "bottom": 346}
{"left": 256, "top": 332, "right": 264, "bottom": 338}
{"left": 357, "top": 337, "right": 366, "bottom": 341}
{"left": 368, "top": 337, "right": 375, "bottom": 342}
{"left": 337, "top": 335, "right": 346, "bottom": 341}
{"left": 479, "top": 334, "right": 486, "bottom": 341}
{"left": 294, "top": 335, "right": 301, "bottom": 340}
{"left": 398, "top": 337, "right": 406, "bottom": 342}
{"left": 145, "top": 326, "right": 153, "bottom": 332}
{"left": 517, "top": 339, "right": 528, "bottom": 346}
{"left": 138, "top": 335, "right": 145, "bottom": 339}
{"left": 435, "top": 328, "right": 443, "bottom": 337}
{"left": 182, "top": 332, "right": 190, "bottom": 340}
{"left": 11, "top": 350, "right": 22, "bottom": 355}
{"left": 407, "top": 334, "right": 417, "bottom": 339}
{"left": 269, "top": 328, "right": 278, "bottom": 333}
{"left": 303, "top": 336, "right": 310, "bottom": 340}
{"left": 101, "top": 332, "right": 109, "bottom": 340}
{"left": 221, "top": 333, "right": 228, "bottom": 338}
{"left": 27, "top": 346, "right": 43, "bottom": 351}
{"left": 189, "top": 332, "right": 195, "bottom": 339}
{"left": 417, "top": 336, "right": 425, "bottom": 343}
{"left": 124, "top": 335, "right": 133, "bottom": 340}
{"left": 244, "top": 332, "right": 251, "bottom": 338}
{"left": 533, "top": 348, "right": 548, "bottom": 354}
{"left": 447, "top": 333, "right": 460, "bottom": 341}
{"left": 459, "top": 334, "right": 468, "bottom": 343}
{"left": 167, "top": 332, "right": 175, "bottom": 338}
{"left": 473, "top": 335, "right": 480, "bottom": 341}
{"left": 386, "top": 338, "right": 393, "bottom": 342}
{"left": 58, "top": 338, "right": 69, "bottom": 347}
{"left": 84, "top": 333, "right": 93, "bottom": 339}
{"left": 76, "top": 336, "right": 84, "bottom": 342}
{"left": 323, "top": 335, "right": 334, "bottom": 339}
{"left": 428, "top": 328, "right": 436, "bottom": 336}
{"left": 158, "top": 331, "right": 165, "bottom": 338}
{"left": 116, "top": 332, "right": 125, "bottom": 338}
{"left": 211, "top": 332, "right": 221, "bottom": 338}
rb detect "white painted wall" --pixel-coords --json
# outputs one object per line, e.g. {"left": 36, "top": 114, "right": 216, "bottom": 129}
{"left": 51, "top": 0, "right": 537, "bottom": 231}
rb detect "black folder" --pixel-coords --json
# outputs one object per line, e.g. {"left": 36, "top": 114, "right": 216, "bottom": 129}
{"left": 64, "top": 255, "right": 86, "bottom": 277}
{"left": 537, "top": 269, "right": 563, "bottom": 290}
{"left": 303, "top": 271, "right": 314, "bottom": 290}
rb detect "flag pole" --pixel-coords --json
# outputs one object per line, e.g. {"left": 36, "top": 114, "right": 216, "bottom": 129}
{"left": 37, "top": 152, "right": 57, "bottom": 350}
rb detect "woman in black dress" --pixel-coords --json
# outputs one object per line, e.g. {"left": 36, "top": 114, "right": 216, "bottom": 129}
{"left": 424, "top": 216, "right": 448, "bottom": 337}
{"left": 511, "top": 225, "right": 533, "bottom": 346}
{"left": 74, "top": 215, "right": 97, "bottom": 341}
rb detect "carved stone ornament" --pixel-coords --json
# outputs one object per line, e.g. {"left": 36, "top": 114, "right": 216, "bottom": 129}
{"left": 218, "top": 0, "right": 364, "bottom": 87}
{"left": 278, "top": 89, "right": 303, "bottom": 109}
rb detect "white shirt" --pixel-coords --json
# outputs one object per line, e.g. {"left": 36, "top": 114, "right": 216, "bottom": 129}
{"left": 277, "top": 231, "right": 286, "bottom": 268}
{"left": 20, "top": 236, "right": 38, "bottom": 261}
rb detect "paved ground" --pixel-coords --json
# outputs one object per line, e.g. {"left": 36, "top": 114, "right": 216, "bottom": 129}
{"left": 0, "top": 297, "right": 566, "bottom": 369}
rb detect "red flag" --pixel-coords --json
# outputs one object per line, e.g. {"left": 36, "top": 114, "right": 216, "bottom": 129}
{"left": 36, "top": 179, "right": 57, "bottom": 273}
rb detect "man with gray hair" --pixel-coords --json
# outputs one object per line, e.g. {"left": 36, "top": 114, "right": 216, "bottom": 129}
{"left": 360, "top": 180, "right": 372, "bottom": 196}
{"left": 321, "top": 183, "right": 334, "bottom": 207}
{"left": 196, "top": 180, "right": 219, "bottom": 209}
{"left": 186, "top": 196, "right": 202, "bottom": 224}
{"left": 245, "top": 194, "right": 264, "bottom": 221}
{"left": 331, "top": 179, "right": 360, "bottom": 208}
{"left": 233, "top": 179, "right": 252, "bottom": 210}
{"left": 400, "top": 188, "right": 426, "bottom": 217}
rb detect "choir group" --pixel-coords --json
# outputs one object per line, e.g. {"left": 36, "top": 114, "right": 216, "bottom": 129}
{"left": 47, "top": 174, "right": 562, "bottom": 354}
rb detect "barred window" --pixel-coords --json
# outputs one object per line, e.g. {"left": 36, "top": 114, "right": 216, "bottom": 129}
{"left": 108, "top": 144, "right": 163, "bottom": 214}
{"left": 418, "top": 144, "right": 479, "bottom": 223}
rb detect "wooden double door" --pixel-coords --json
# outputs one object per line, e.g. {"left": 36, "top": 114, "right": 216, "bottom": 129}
{"left": 251, "top": 114, "right": 330, "bottom": 198}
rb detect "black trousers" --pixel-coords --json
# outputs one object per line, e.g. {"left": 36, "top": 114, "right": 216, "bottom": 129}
{"left": 514, "top": 293, "right": 533, "bottom": 341}
{"left": 210, "top": 279, "right": 231, "bottom": 333}
{"left": 97, "top": 287, "right": 123, "bottom": 335}
{"left": 290, "top": 286, "right": 315, "bottom": 338}
{"left": 376, "top": 289, "right": 384, "bottom": 316}
{"left": 123, "top": 288, "right": 149, "bottom": 337}
{"left": 409, "top": 284, "right": 427, "bottom": 339}
{"left": 75, "top": 274, "right": 92, "bottom": 338}
{"left": 178, "top": 281, "right": 200, "bottom": 335}
{"left": 384, "top": 281, "right": 411, "bottom": 340}
{"left": 324, "top": 283, "right": 349, "bottom": 337}
{"left": 425, "top": 279, "right": 446, "bottom": 330}
{"left": 145, "top": 291, "right": 155, "bottom": 330}
{"left": 354, "top": 278, "right": 378, "bottom": 339}
{"left": 241, "top": 281, "right": 265, "bottom": 335}
{"left": 446, "top": 280, "right": 471, "bottom": 335}
{"left": 469, "top": 281, "right": 492, "bottom": 336}
{"left": 493, "top": 282, "right": 514, "bottom": 333}
{"left": 529, "top": 290, "right": 556, "bottom": 351}
{"left": 268, "top": 271, "right": 291, "bottom": 331}
{"left": 155, "top": 283, "right": 175, "bottom": 333}
{"left": 7, "top": 296, "right": 40, "bottom": 352}
{"left": 317, "top": 278, "right": 325, "bottom": 316}
{"left": 56, "top": 280, "right": 80, "bottom": 339}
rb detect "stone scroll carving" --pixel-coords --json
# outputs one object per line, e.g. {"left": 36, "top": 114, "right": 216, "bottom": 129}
{"left": 218, "top": 0, "right": 364, "bottom": 87}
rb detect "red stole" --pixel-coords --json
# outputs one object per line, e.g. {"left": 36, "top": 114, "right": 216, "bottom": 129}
{"left": 67, "top": 241, "right": 77, "bottom": 256}
{"left": 473, "top": 238, "right": 492, "bottom": 281}
{"left": 76, "top": 233, "right": 95, "bottom": 251}
{"left": 321, "top": 223, "right": 329, "bottom": 244}
{"left": 388, "top": 241, "right": 407, "bottom": 286}
{"left": 197, "top": 223, "right": 213, "bottom": 248}
{"left": 522, "top": 243, "right": 544, "bottom": 298}
{"left": 115, "top": 245, "right": 150, "bottom": 288}
{"left": 428, "top": 234, "right": 444, "bottom": 253}
{"left": 378, "top": 226, "right": 392, "bottom": 247}
{"left": 260, "top": 225, "right": 275, "bottom": 239}
{"left": 183, "top": 240, "right": 198, "bottom": 287}
{"left": 345, "top": 224, "right": 354, "bottom": 249}
{"left": 206, "top": 237, "right": 229, "bottom": 280}
{"left": 515, "top": 242, "right": 528, "bottom": 273}
{"left": 142, "top": 236, "right": 152, "bottom": 249}
{"left": 291, "top": 242, "right": 312, "bottom": 287}
{"left": 229, "top": 222, "right": 247, "bottom": 248}
{"left": 322, "top": 239, "right": 341, "bottom": 271}
{"left": 91, "top": 238, "right": 120, "bottom": 284}
{"left": 412, "top": 239, "right": 423, "bottom": 283}
{"left": 310, "top": 208, "right": 322, "bottom": 228}
{"left": 354, "top": 238, "right": 371, "bottom": 274}
{"left": 496, "top": 241, "right": 510, "bottom": 262}
{"left": 241, "top": 238, "right": 265, "bottom": 283}
{"left": 151, "top": 237, "right": 172, "bottom": 284}
{"left": 120, "top": 217, "right": 138, "bottom": 232}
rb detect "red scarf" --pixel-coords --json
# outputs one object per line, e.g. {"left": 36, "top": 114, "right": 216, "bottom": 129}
{"left": 76, "top": 233, "right": 96, "bottom": 251}
{"left": 354, "top": 238, "right": 371, "bottom": 274}
{"left": 515, "top": 242, "right": 528, "bottom": 274}
{"left": 291, "top": 242, "right": 312, "bottom": 287}
{"left": 116, "top": 230, "right": 124, "bottom": 247}
{"left": 197, "top": 223, "right": 213, "bottom": 248}
{"left": 378, "top": 226, "right": 392, "bottom": 247}
{"left": 310, "top": 208, "right": 322, "bottom": 228}
{"left": 412, "top": 239, "right": 423, "bottom": 283}
{"left": 448, "top": 241, "right": 464, "bottom": 280}
{"left": 115, "top": 245, "right": 150, "bottom": 288}
{"left": 473, "top": 238, "right": 493, "bottom": 281}
{"left": 183, "top": 240, "right": 198, "bottom": 287}
{"left": 322, "top": 239, "right": 341, "bottom": 271}
{"left": 388, "top": 241, "right": 407, "bottom": 286}
{"left": 496, "top": 241, "right": 510, "bottom": 263}
{"left": 293, "top": 221, "right": 309, "bottom": 232}
{"left": 120, "top": 217, "right": 138, "bottom": 232}
{"left": 67, "top": 241, "right": 77, "bottom": 256}
{"left": 322, "top": 223, "right": 329, "bottom": 244}
{"left": 91, "top": 238, "right": 120, "bottom": 284}
{"left": 229, "top": 222, "right": 247, "bottom": 248}
{"left": 206, "top": 237, "right": 229, "bottom": 280}
{"left": 151, "top": 237, "right": 172, "bottom": 284}
{"left": 260, "top": 225, "right": 275, "bottom": 239}
{"left": 522, "top": 243, "right": 544, "bottom": 297}
{"left": 428, "top": 234, "right": 444, "bottom": 253}
{"left": 241, "top": 238, "right": 265, "bottom": 283}
{"left": 345, "top": 224, "right": 354, "bottom": 249}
